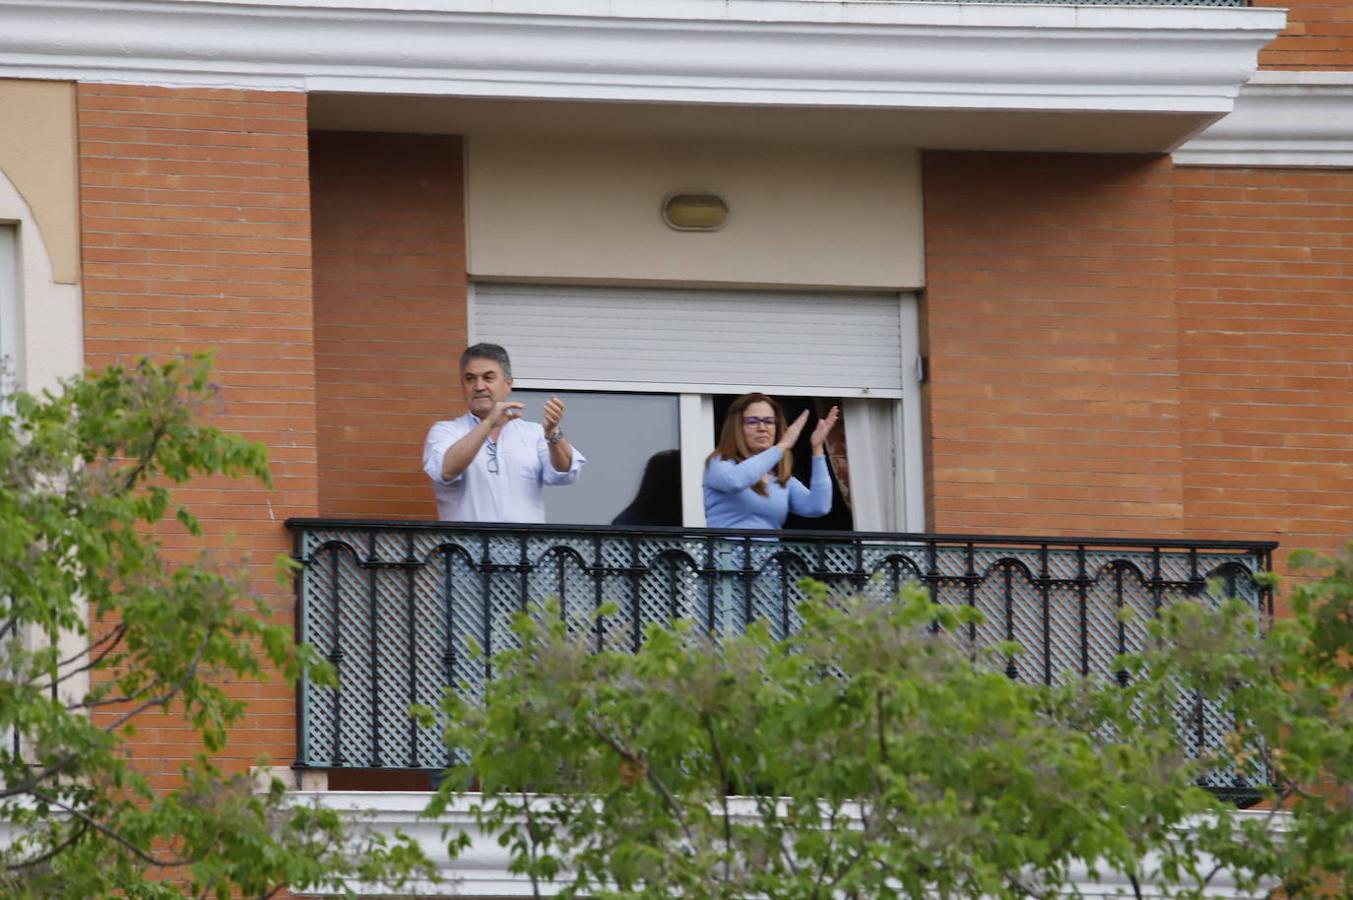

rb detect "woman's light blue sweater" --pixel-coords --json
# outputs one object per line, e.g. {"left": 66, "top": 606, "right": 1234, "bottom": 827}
{"left": 703, "top": 448, "right": 831, "bottom": 530}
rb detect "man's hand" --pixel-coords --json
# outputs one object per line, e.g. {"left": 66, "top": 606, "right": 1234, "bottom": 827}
{"left": 485, "top": 401, "right": 525, "bottom": 428}
{"left": 542, "top": 396, "right": 565, "bottom": 436}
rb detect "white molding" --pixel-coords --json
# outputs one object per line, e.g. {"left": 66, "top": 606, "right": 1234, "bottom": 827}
{"left": 897, "top": 296, "right": 926, "bottom": 533}
{"left": 0, "top": 170, "right": 83, "bottom": 397}
{"left": 677, "top": 392, "right": 711, "bottom": 529}
{"left": 1173, "top": 72, "right": 1353, "bottom": 168}
{"left": 0, "top": 0, "right": 1283, "bottom": 117}
{"left": 292, "top": 791, "right": 1283, "bottom": 897}
{"left": 512, "top": 379, "right": 903, "bottom": 399}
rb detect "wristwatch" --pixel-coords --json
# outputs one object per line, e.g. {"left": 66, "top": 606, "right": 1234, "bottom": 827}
{"left": 545, "top": 428, "right": 565, "bottom": 445}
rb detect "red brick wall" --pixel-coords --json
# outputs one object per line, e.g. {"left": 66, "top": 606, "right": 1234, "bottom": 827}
{"left": 78, "top": 83, "right": 313, "bottom": 777}
{"left": 1174, "top": 166, "right": 1353, "bottom": 556}
{"left": 1258, "top": 0, "right": 1353, "bottom": 70}
{"left": 923, "top": 151, "right": 1353, "bottom": 562}
{"left": 922, "top": 152, "right": 1185, "bottom": 538}
{"left": 310, "top": 131, "right": 467, "bottom": 520}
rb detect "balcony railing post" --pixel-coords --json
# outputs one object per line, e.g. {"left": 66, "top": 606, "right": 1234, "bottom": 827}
{"left": 740, "top": 539, "right": 753, "bottom": 635}
{"left": 365, "top": 531, "right": 382, "bottom": 768}
{"left": 327, "top": 546, "right": 344, "bottom": 766}
{"left": 291, "top": 524, "right": 309, "bottom": 770}
{"left": 1002, "top": 563, "right": 1017, "bottom": 680}
{"left": 440, "top": 550, "right": 455, "bottom": 726}
{"left": 1115, "top": 564, "right": 1129, "bottom": 688}
{"left": 479, "top": 532, "right": 492, "bottom": 685}
{"left": 629, "top": 535, "right": 643, "bottom": 653}
{"left": 592, "top": 535, "right": 605, "bottom": 653}
{"left": 1039, "top": 544, "right": 1051, "bottom": 687}
{"left": 1076, "top": 544, "right": 1089, "bottom": 678}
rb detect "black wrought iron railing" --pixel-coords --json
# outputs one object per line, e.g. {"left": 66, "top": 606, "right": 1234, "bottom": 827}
{"left": 919, "top": 0, "right": 1246, "bottom": 5}
{"left": 287, "top": 519, "right": 1274, "bottom": 795}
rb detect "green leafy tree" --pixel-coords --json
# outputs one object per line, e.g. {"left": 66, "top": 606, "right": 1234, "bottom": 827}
{"left": 0, "top": 356, "right": 429, "bottom": 898}
{"left": 431, "top": 548, "right": 1353, "bottom": 899}
{"left": 1125, "top": 547, "right": 1353, "bottom": 897}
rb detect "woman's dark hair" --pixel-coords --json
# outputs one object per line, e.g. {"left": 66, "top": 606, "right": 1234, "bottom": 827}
{"left": 611, "top": 449, "right": 682, "bottom": 526}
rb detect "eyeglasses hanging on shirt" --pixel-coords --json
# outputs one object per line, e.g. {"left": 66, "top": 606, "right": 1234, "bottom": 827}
{"left": 486, "top": 439, "right": 499, "bottom": 474}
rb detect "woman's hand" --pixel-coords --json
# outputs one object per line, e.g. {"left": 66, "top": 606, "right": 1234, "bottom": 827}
{"left": 809, "top": 406, "right": 840, "bottom": 456}
{"left": 777, "top": 410, "right": 810, "bottom": 452}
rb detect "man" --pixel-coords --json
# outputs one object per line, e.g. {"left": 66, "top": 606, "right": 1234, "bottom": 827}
{"left": 422, "top": 343, "right": 585, "bottom": 523}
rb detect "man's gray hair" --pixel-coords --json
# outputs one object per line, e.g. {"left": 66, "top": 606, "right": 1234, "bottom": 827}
{"left": 459, "top": 342, "right": 512, "bottom": 379}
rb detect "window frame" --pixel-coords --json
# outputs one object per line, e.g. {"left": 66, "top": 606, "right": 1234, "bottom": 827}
{"left": 471, "top": 283, "right": 925, "bottom": 531}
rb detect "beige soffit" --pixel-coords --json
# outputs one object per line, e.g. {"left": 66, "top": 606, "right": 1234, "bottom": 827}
{"left": 0, "top": 79, "right": 79, "bottom": 285}
{"left": 466, "top": 137, "right": 923, "bottom": 290}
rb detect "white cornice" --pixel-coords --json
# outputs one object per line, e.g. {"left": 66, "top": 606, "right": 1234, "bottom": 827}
{"left": 1173, "top": 71, "right": 1353, "bottom": 168}
{"left": 293, "top": 791, "right": 1283, "bottom": 897}
{"left": 0, "top": 0, "right": 1284, "bottom": 117}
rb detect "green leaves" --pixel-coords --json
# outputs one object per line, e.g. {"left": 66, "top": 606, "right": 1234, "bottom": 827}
{"left": 0, "top": 356, "right": 430, "bottom": 898}
{"left": 436, "top": 549, "right": 1353, "bottom": 898}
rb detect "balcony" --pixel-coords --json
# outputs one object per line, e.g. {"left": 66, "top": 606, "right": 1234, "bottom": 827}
{"left": 287, "top": 519, "right": 1274, "bottom": 799}
{"left": 0, "top": 1, "right": 1284, "bottom": 155}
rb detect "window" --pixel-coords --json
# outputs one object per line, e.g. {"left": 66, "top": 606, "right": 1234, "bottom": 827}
{"left": 473, "top": 283, "right": 923, "bottom": 531}
{"left": 514, "top": 389, "right": 681, "bottom": 527}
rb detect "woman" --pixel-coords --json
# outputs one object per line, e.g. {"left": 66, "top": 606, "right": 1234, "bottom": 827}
{"left": 704, "top": 393, "right": 840, "bottom": 530}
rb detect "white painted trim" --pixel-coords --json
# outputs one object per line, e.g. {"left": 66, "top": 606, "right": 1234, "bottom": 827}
{"left": 0, "top": 0, "right": 1283, "bottom": 117}
{"left": 289, "top": 791, "right": 1284, "bottom": 897}
{"left": 512, "top": 379, "right": 904, "bottom": 400}
{"left": 0, "top": 225, "right": 17, "bottom": 391}
{"left": 678, "top": 392, "right": 712, "bottom": 528}
{"left": 1173, "top": 72, "right": 1353, "bottom": 168}
{"left": 0, "top": 171, "right": 82, "bottom": 403}
{"left": 0, "top": 173, "right": 86, "bottom": 722}
{"left": 897, "top": 295, "right": 925, "bottom": 532}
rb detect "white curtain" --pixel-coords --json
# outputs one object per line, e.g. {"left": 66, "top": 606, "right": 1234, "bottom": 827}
{"left": 842, "top": 399, "right": 898, "bottom": 532}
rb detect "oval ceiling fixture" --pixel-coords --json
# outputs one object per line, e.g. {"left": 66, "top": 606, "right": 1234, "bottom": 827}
{"left": 662, "top": 193, "right": 729, "bottom": 232}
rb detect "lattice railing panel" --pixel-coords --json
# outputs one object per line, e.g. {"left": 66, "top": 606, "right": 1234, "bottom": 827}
{"left": 290, "top": 521, "right": 1273, "bottom": 799}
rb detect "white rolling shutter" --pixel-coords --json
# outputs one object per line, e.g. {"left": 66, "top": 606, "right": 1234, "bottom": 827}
{"left": 471, "top": 283, "right": 909, "bottom": 398}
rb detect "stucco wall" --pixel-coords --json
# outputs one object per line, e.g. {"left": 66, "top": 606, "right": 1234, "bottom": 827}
{"left": 466, "top": 136, "right": 923, "bottom": 290}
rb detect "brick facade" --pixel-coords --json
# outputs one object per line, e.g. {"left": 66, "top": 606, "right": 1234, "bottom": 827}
{"left": 73, "top": 83, "right": 1351, "bottom": 793}
{"left": 922, "top": 153, "right": 1186, "bottom": 539}
{"left": 310, "top": 131, "right": 467, "bottom": 520}
{"left": 78, "top": 83, "right": 314, "bottom": 775}
{"left": 1258, "top": 0, "right": 1353, "bottom": 69}
{"left": 1174, "top": 166, "right": 1353, "bottom": 554}
{"left": 923, "top": 151, "right": 1353, "bottom": 564}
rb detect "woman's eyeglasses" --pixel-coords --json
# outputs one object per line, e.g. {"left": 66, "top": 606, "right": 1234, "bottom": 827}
{"left": 742, "top": 416, "right": 777, "bottom": 427}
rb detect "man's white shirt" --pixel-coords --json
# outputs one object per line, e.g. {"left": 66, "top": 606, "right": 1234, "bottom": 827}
{"left": 422, "top": 412, "right": 586, "bottom": 523}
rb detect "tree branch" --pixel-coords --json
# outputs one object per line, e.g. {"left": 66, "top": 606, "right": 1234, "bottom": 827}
{"left": 876, "top": 688, "right": 890, "bottom": 766}
{"left": 3, "top": 821, "right": 89, "bottom": 871}
{"left": 584, "top": 717, "right": 696, "bottom": 851}
{"left": 700, "top": 713, "right": 734, "bottom": 885}
{"left": 43, "top": 624, "right": 129, "bottom": 693}
{"left": 30, "top": 789, "right": 192, "bottom": 868}
{"left": 0, "top": 630, "right": 212, "bottom": 800}
{"left": 54, "top": 622, "right": 127, "bottom": 672}
{"left": 118, "top": 422, "right": 169, "bottom": 495}
{"left": 99, "top": 631, "right": 212, "bottom": 735}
